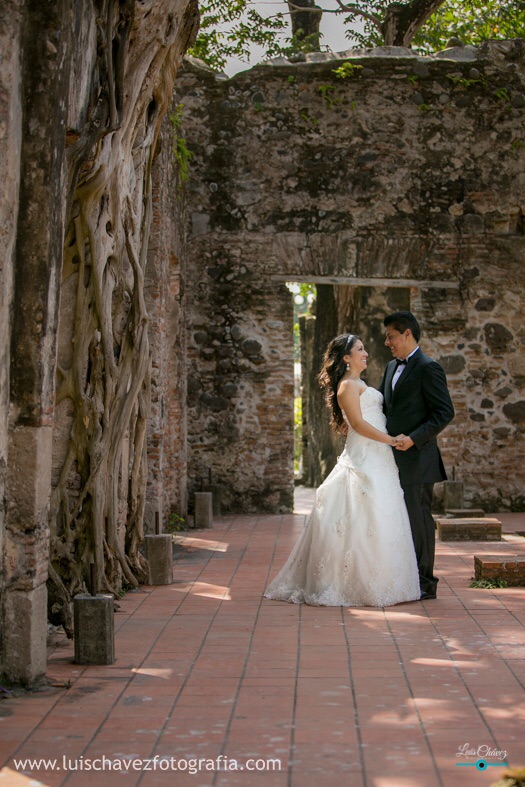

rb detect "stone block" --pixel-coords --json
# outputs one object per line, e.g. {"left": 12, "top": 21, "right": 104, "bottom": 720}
{"left": 2, "top": 584, "right": 47, "bottom": 684}
{"left": 445, "top": 508, "right": 485, "bottom": 518}
{"left": 474, "top": 555, "right": 525, "bottom": 586}
{"left": 74, "top": 594, "right": 115, "bottom": 665}
{"left": 194, "top": 492, "right": 213, "bottom": 528}
{"left": 437, "top": 518, "right": 502, "bottom": 541}
{"left": 443, "top": 480, "right": 464, "bottom": 511}
{"left": 7, "top": 425, "right": 53, "bottom": 526}
{"left": 144, "top": 534, "right": 173, "bottom": 585}
{"left": 200, "top": 484, "right": 222, "bottom": 515}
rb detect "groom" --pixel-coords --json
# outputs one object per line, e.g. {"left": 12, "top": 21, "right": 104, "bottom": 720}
{"left": 379, "top": 311, "right": 454, "bottom": 600}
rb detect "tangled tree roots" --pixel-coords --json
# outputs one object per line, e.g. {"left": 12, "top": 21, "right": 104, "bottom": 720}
{"left": 49, "top": 0, "right": 199, "bottom": 619}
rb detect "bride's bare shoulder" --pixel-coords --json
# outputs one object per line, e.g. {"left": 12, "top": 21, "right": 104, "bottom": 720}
{"left": 338, "top": 379, "right": 367, "bottom": 396}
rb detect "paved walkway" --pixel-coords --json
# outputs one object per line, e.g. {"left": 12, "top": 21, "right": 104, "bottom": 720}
{"left": 1, "top": 492, "right": 524, "bottom": 787}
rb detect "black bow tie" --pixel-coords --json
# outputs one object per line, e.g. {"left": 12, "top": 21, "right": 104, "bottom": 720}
{"left": 395, "top": 358, "right": 408, "bottom": 368}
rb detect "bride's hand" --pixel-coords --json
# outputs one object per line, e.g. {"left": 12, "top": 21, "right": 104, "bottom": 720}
{"left": 390, "top": 434, "right": 408, "bottom": 447}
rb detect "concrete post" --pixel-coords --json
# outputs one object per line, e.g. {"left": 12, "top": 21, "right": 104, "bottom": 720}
{"left": 73, "top": 594, "right": 115, "bottom": 665}
{"left": 144, "top": 534, "right": 173, "bottom": 585}
{"left": 200, "top": 484, "right": 222, "bottom": 515}
{"left": 443, "top": 480, "right": 464, "bottom": 511}
{"left": 194, "top": 492, "right": 213, "bottom": 528}
{"left": 2, "top": 585, "right": 48, "bottom": 683}
{"left": 2, "top": 426, "right": 52, "bottom": 684}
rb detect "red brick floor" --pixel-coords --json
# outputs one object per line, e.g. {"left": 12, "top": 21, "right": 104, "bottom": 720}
{"left": 1, "top": 493, "right": 524, "bottom": 787}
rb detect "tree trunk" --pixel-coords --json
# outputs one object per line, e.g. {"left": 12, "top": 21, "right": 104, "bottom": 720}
{"left": 304, "top": 285, "right": 342, "bottom": 487}
{"left": 382, "top": 0, "right": 447, "bottom": 47}
{"left": 287, "top": 1, "right": 323, "bottom": 50}
{"left": 301, "top": 284, "right": 368, "bottom": 487}
{"left": 50, "top": 0, "right": 199, "bottom": 606}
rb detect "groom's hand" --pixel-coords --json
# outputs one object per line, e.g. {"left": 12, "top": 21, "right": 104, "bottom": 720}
{"left": 394, "top": 434, "right": 414, "bottom": 451}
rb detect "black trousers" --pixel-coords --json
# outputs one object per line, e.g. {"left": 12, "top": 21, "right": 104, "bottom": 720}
{"left": 401, "top": 483, "right": 438, "bottom": 594}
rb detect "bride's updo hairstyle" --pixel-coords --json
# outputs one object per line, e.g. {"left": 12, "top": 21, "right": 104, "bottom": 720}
{"left": 318, "top": 333, "right": 359, "bottom": 434}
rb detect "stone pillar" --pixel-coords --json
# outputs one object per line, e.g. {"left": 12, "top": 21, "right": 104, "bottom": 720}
{"left": 146, "top": 121, "right": 189, "bottom": 525}
{"left": 144, "top": 535, "right": 173, "bottom": 585}
{"left": 2, "top": 427, "right": 53, "bottom": 683}
{"left": 0, "top": 0, "right": 23, "bottom": 685}
{"left": 74, "top": 594, "right": 115, "bottom": 665}
{"left": 194, "top": 492, "right": 213, "bottom": 528}
{"left": 410, "top": 285, "right": 467, "bottom": 487}
{"left": 1, "top": 0, "right": 72, "bottom": 685}
{"left": 443, "top": 481, "right": 464, "bottom": 511}
{"left": 200, "top": 484, "right": 222, "bottom": 515}
{"left": 3, "top": 585, "right": 48, "bottom": 683}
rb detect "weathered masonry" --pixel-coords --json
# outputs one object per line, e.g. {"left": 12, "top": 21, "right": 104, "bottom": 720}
{"left": 0, "top": 0, "right": 198, "bottom": 685}
{"left": 167, "top": 40, "right": 525, "bottom": 513}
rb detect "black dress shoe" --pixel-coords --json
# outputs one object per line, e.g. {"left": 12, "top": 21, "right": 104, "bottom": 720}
{"left": 420, "top": 591, "right": 437, "bottom": 600}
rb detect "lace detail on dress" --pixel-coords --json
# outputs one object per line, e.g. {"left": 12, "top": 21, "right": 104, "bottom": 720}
{"left": 264, "top": 387, "right": 420, "bottom": 608}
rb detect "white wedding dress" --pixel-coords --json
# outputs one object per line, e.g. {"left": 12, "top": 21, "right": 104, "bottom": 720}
{"left": 265, "top": 387, "right": 421, "bottom": 607}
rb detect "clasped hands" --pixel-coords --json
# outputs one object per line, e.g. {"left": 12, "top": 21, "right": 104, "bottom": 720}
{"left": 390, "top": 434, "right": 414, "bottom": 451}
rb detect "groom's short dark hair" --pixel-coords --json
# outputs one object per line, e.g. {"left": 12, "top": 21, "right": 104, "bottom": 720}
{"left": 384, "top": 311, "right": 421, "bottom": 342}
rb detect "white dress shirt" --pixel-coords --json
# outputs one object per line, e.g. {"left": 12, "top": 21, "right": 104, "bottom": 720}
{"left": 392, "top": 346, "right": 420, "bottom": 390}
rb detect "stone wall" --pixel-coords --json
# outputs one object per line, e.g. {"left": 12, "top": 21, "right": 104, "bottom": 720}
{"left": 146, "top": 124, "right": 189, "bottom": 529}
{"left": 172, "top": 40, "right": 525, "bottom": 512}
{"left": 0, "top": 0, "right": 198, "bottom": 685}
{"left": 0, "top": 0, "right": 23, "bottom": 681}
{"left": 1, "top": 0, "right": 73, "bottom": 685}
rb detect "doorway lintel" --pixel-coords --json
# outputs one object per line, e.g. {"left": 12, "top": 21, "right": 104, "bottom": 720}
{"left": 272, "top": 275, "right": 458, "bottom": 289}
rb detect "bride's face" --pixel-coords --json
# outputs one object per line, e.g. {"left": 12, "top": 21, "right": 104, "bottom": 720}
{"left": 345, "top": 340, "right": 368, "bottom": 374}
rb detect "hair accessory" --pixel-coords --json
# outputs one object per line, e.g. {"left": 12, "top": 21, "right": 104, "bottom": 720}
{"left": 344, "top": 334, "right": 353, "bottom": 349}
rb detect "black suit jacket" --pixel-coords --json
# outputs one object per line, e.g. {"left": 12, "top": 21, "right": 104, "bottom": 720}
{"left": 378, "top": 349, "right": 454, "bottom": 485}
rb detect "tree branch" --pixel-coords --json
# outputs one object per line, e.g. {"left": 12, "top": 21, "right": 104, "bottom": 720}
{"left": 332, "top": 0, "right": 382, "bottom": 27}
{"left": 381, "top": 0, "right": 448, "bottom": 46}
{"left": 288, "top": 0, "right": 448, "bottom": 43}
{"left": 287, "top": 1, "right": 381, "bottom": 26}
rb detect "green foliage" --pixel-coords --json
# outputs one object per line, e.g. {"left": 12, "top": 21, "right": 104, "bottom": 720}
{"left": 333, "top": 62, "right": 363, "bottom": 79}
{"left": 280, "top": 31, "right": 323, "bottom": 58}
{"left": 287, "top": 281, "right": 316, "bottom": 476}
{"left": 446, "top": 73, "right": 485, "bottom": 89}
{"left": 165, "top": 513, "right": 189, "bottom": 533}
{"left": 317, "top": 84, "right": 342, "bottom": 108}
{"left": 287, "top": 282, "right": 316, "bottom": 362}
{"left": 412, "top": 0, "right": 525, "bottom": 53}
{"left": 189, "top": 1, "right": 525, "bottom": 73}
{"left": 300, "top": 109, "right": 319, "bottom": 127}
{"left": 168, "top": 104, "right": 193, "bottom": 185}
{"left": 341, "top": 0, "right": 525, "bottom": 53}
{"left": 188, "top": 0, "right": 288, "bottom": 71}
{"left": 493, "top": 87, "right": 511, "bottom": 103}
{"left": 489, "top": 767, "right": 525, "bottom": 787}
{"left": 294, "top": 396, "right": 302, "bottom": 474}
{"left": 469, "top": 577, "right": 508, "bottom": 589}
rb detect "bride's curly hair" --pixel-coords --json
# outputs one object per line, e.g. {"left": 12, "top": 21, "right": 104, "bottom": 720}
{"left": 318, "top": 334, "right": 359, "bottom": 434}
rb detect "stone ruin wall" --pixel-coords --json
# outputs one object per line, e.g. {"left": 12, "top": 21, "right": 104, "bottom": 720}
{"left": 145, "top": 133, "right": 189, "bottom": 524}
{"left": 0, "top": 0, "right": 198, "bottom": 684}
{"left": 169, "top": 40, "right": 525, "bottom": 513}
{"left": 1, "top": 9, "right": 524, "bottom": 687}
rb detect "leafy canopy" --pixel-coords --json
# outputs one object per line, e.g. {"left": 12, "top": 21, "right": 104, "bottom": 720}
{"left": 190, "top": 0, "right": 525, "bottom": 70}
{"left": 412, "top": 0, "right": 525, "bottom": 53}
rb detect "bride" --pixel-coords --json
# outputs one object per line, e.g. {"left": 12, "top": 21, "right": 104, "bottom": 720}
{"left": 264, "top": 333, "right": 421, "bottom": 607}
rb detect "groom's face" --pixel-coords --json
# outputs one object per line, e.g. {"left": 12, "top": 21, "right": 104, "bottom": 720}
{"left": 384, "top": 327, "right": 411, "bottom": 360}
